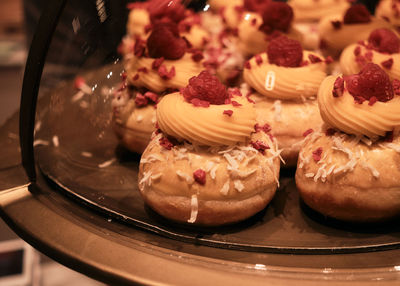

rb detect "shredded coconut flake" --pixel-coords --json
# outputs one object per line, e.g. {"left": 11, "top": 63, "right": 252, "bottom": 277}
{"left": 187, "top": 195, "right": 198, "bottom": 223}
{"left": 33, "top": 139, "right": 49, "bottom": 146}
{"left": 234, "top": 180, "right": 244, "bottom": 192}
{"left": 176, "top": 170, "right": 194, "bottom": 184}
{"left": 220, "top": 181, "right": 230, "bottom": 195}
{"left": 71, "top": 90, "right": 85, "bottom": 102}
{"left": 98, "top": 158, "right": 116, "bottom": 168}
{"left": 81, "top": 151, "right": 93, "bottom": 157}
{"left": 52, "top": 135, "right": 59, "bottom": 147}
{"left": 136, "top": 115, "right": 143, "bottom": 123}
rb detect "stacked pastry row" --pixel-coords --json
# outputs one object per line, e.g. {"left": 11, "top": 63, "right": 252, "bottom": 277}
{"left": 108, "top": 0, "right": 400, "bottom": 225}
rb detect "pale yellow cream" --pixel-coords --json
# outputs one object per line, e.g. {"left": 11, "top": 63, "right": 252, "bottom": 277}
{"left": 237, "top": 12, "right": 303, "bottom": 57}
{"left": 376, "top": 0, "right": 400, "bottom": 27}
{"left": 127, "top": 8, "right": 151, "bottom": 37}
{"left": 318, "top": 75, "right": 400, "bottom": 138}
{"left": 319, "top": 15, "right": 393, "bottom": 53}
{"left": 243, "top": 51, "right": 327, "bottom": 100}
{"left": 157, "top": 93, "right": 256, "bottom": 146}
{"left": 289, "top": 0, "right": 350, "bottom": 22}
{"left": 208, "top": 0, "right": 243, "bottom": 12}
{"left": 340, "top": 43, "right": 400, "bottom": 80}
{"left": 127, "top": 54, "right": 204, "bottom": 93}
{"left": 182, "top": 25, "right": 210, "bottom": 49}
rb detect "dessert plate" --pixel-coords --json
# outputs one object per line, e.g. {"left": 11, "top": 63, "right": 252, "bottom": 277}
{"left": 34, "top": 64, "right": 400, "bottom": 254}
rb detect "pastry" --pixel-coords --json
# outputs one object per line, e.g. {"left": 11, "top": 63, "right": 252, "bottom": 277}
{"left": 288, "top": 0, "right": 350, "bottom": 50}
{"left": 296, "top": 63, "right": 400, "bottom": 222}
{"left": 376, "top": 0, "right": 400, "bottom": 28}
{"left": 319, "top": 3, "right": 393, "bottom": 57}
{"left": 138, "top": 71, "right": 281, "bottom": 225}
{"left": 340, "top": 28, "right": 400, "bottom": 80}
{"left": 243, "top": 35, "right": 329, "bottom": 166}
{"left": 113, "top": 19, "right": 205, "bottom": 153}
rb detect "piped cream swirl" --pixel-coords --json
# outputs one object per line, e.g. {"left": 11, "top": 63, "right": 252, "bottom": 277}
{"left": 340, "top": 43, "right": 400, "bottom": 80}
{"left": 157, "top": 93, "right": 256, "bottom": 146}
{"left": 319, "top": 15, "right": 393, "bottom": 53}
{"left": 376, "top": 0, "right": 400, "bottom": 27}
{"left": 289, "top": 0, "right": 350, "bottom": 22}
{"left": 243, "top": 52, "right": 327, "bottom": 100}
{"left": 127, "top": 54, "right": 204, "bottom": 93}
{"left": 318, "top": 75, "right": 400, "bottom": 138}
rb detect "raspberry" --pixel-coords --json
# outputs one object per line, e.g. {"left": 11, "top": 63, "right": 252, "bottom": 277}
{"left": 312, "top": 147, "right": 323, "bottom": 162}
{"left": 343, "top": 4, "right": 371, "bottom": 24}
{"left": 182, "top": 71, "right": 228, "bottom": 105}
{"left": 302, "top": 128, "right": 314, "bottom": 137}
{"left": 345, "top": 63, "right": 394, "bottom": 102}
{"left": 193, "top": 169, "right": 206, "bottom": 185}
{"left": 244, "top": 0, "right": 270, "bottom": 12}
{"left": 368, "top": 29, "right": 400, "bottom": 54}
{"left": 250, "top": 140, "right": 270, "bottom": 154}
{"left": 147, "top": 0, "right": 186, "bottom": 23}
{"left": 147, "top": 22, "right": 187, "bottom": 60}
{"left": 267, "top": 36, "right": 303, "bottom": 67}
{"left": 259, "top": 2, "right": 293, "bottom": 34}
{"left": 223, "top": 110, "right": 233, "bottom": 116}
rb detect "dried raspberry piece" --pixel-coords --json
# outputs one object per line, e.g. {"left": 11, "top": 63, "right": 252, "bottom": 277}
{"left": 159, "top": 136, "right": 174, "bottom": 150}
{"left": 191, "top": 98, "right": 210, "bottom": 107}
{"left": 144, "top": 91, "right": 159, "bottom": 103}
{"left": 345, "top": 63, "right": 394, "bottom": 102}
{"left": 332, "top": 77, "right": 344, "bottom": 97}
{"left": 147, "top": 0, "right": 186, "bottom": 23}
{"left": 193, "top": 169, "right": 206, "bottom": 185}
{"left": 223, "top": 110, "right": 233, "bottom": 116}
{"left": 267, "top": 36, "right": 303, "bottom": 67}
{"left": 158, "top": 65, "right": 176, "bottom": 80}
{"left": 138, "top": 67, "right": 148, "bottom": 73}
{"left": 331, "top": 20, "right": 342, "bottom": 29}
{"left": 255, "top": 54, "right": 263, "bottom": 65}
{"left": 231, "top": 101, "right": 242, "bottom": 107}
{"left": 325, "top": 128, "right": 336, "bottom": 136}
{"left": 368, "top": 29, "right": 400, "bottom": 54}
{"left": 135, "top": 93, "right": 148, "bottom": 107}
{"left": 132, "top": 73, "right": 140, "bottom": 81}
{"left": 368, "top": 96, "right": 378, "bottom": 106}
{"left": 343, "top": 4, "right": 371, "bottom": 24}
{"left": 259, "top": 2, "right": 293, "bottom": 34}
{"left": 312, "top": 147, "right": 323, "bottom": 162}
{"left": 244, "top": 61, "right": 251, "bottom": 69}
{"left": 325, "top": 56, "right": 334, "bottom": 64}
{"left": 244, "top": 0, "right": 270, "bottom": 12}
{"left": 302, "top": 128, "right": 314, "bottom": 137}
{"left": 393, "top": 79, "right": 400, "bottom": 95}
{"left": 134, "top": 38, "right": 146, "bottom": 57}
{"left": 354, "top": 46, "right": 361, "bottom": 56}
{"left": 227, "top": 88, "right": 242, "bottom": 97}
{"left": 147, "top": 22, "right": 187, "bottom": 60}
{"left": 74, "top": 76, "right": 86, "bottom": 90}
{"left": 381, "top": 58, "right": 394, "bottom": 69}
{"left": 182, "top": 71, "right": 228, "bottom": 105}
{"left": 152, "top": 57, "right": 164, "bottom": 70}
{"left": 365, "top": 51, "right": 373, "bottom": 61}
{"left": 190, "top": 49, "right": 204, "bottom": 62}
{"left": 308, "top": 54, "right": 322, "bottom": 63}
{"left": 250, "top": 140, "right": 270, "bottom": 154}
{"left": 254, "top": 123, "right": 271, "bottom": 133}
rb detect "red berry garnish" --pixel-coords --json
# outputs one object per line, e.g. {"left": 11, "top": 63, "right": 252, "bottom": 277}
{"left": 244, "top": 0, "right": 271, "bottom": 12}
{"left": 259, "top": 2, "right": 293, "bottom": 34}
{"left": 332, "top": 77, "right": 344, "bottom": 97}
{"left": 147, "top": 22, "right": 187, "bottom": 60}
{"left": 147, "top": 0, "right": 186, "bottom": 23}
{"left": 254, "top": 123, "right": 271, "bottom": 133}
{"left": 267, "top": 35, "right": 303, "bottom": 67}
{"left": 312, "top": 147, "right": 323, "bottom": 162}
{"left": 368, "top": 29, "right": 400, "bottom": 54}
{"left": 193, "top": 169, "right": 206, "bottom": 185}
{"left": 223, "top": 110, "right": 233, "bottom": 116}
{"left": 345, "top": 63, "right": 394, "bottom": 103}
{"left": 343, "top": 4, "right": 371, "bottom": 24}
{"left": 250, "top": 140, "right": 270, "bottom": 154}
{"left": 159, "top": 136, "right": 174, "bottom": 150}
{"left": 381, "top": 58, "right": 394, "bottom": 69}
{"left": 182, "top": 71, "right": 228, "bottom": 105}
{"left": 302, "top": 128, "right": 314, "bottom": 137}
{"left": 135, "top": 93, "right": 149, "bottom": 107}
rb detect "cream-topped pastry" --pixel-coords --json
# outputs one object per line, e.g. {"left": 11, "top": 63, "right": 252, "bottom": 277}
{"left": 376, "top": 0, "right": 400, "bottom": 27}
{"left": 296, "top": 63, "right": 400, "bottom": 222}
{"left": 138, "top": 71, "right": 281, "bottom": 225}
{"left": 319, "top": 4, "right": 393, "bottom": 56}
{"left": 243, "top": 35, "right": 328, "bottom": 166}
{"left": 340, "top": 28, "right": 400, "bottom": 80}
{"left": 289, "top": 0, "right": 350, "bottom": 50}
{"left": 114, "top": 20, "right": 205, "bottom": 153}
{"left": 236, "top": 2, "right": 303, "bottom": 57}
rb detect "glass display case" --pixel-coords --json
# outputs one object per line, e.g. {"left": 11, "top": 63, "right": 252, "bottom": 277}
{"left": 0, "top": 0, "right": 399, "bottom": 284}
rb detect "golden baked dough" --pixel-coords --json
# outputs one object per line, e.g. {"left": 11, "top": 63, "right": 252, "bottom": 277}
{"left": 296, "top": 130, "right": 400, "bottom": 222}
